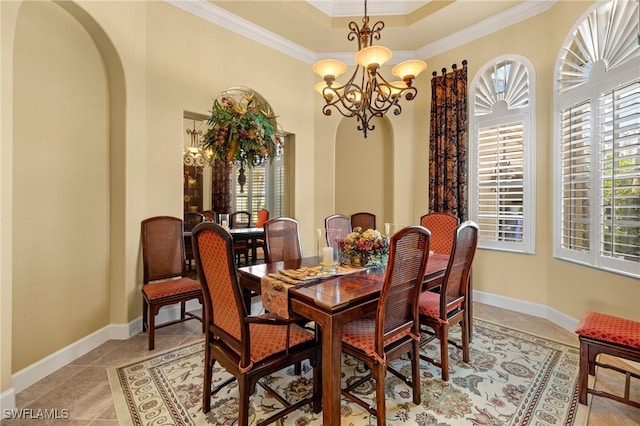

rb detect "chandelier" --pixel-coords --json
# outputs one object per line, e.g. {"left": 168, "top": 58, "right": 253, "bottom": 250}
{"left": 313, "top": 0, "right": 427, "bottom": 138}
{"left": 183, "top": 120, "right": 210, "bottom": 167}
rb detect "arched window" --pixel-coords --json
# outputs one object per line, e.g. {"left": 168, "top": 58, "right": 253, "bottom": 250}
{"left": 554, "top": 0, "right": 639, "bottom": 278}
{"left": 470, "top": 56, "right": 536, "bottom": 253}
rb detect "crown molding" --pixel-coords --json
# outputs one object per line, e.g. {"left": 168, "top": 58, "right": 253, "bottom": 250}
{"left": 166, "top": 0, "right": 556, "bottom": 65}
{"left": 306, "top": 0, "right": 426, "bottom": 17}
{"left": 417, "top": 0, "right": 556, "bottom": 59}
{"left": 166, "top": 0, "right": 317, "bottom": 64}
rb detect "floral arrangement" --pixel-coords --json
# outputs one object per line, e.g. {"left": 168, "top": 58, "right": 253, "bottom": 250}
{"left": 340, "top": 227, "right": 390, "bottom": 267}
{"left": 202, "top": 90, "right": 282, "bottom": 170}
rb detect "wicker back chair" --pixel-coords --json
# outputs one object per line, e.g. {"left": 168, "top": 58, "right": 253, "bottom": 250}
{"left": 340, "top": 226, "right": 431, "bottom": 425}
{"left": 140, "top": 216, "right": 203, "bottom": 350}
{"left": 418, "top": 221, "right": 479, "bottom": 380}
{"left": 191, "top": 222, "right": 321, "bottom": 424}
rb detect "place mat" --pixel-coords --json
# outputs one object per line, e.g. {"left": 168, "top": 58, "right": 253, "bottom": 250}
{"left": 261, "top": 265, "right": 361, "bottom": 318}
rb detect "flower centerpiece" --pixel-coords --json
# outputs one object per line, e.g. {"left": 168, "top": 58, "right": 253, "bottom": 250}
{"left": 340, "top": 227, "right": 390, "bottom": 267}
{"left": 202, "top": 88, "right": 282, "bottom": 171}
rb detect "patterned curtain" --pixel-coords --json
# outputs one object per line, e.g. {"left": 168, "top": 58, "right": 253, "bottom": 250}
{"left": 211, "top": 159, "right": 232, "bottom": 214}
{"left": 429, "top": 61, "right": 468, "bottom": 221}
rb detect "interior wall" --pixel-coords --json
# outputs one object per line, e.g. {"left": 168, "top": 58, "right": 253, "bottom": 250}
{"left": 144, "top": 2, "right": 317, "bottom": 257}
{"left": 335, "top": 117, "right": 391, "bottom": 231}
{"left": 12, "top": 1, "right": 110, "bottom": 371}
{"left": 415, "top": 0, "right": 639, "bottom": 322}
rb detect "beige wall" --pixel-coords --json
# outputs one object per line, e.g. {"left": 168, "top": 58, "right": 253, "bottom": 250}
{"left": 12, "top": 1, "right": 110, "bottom": 371}
{"left": 1, "top": 0, "right": 638, "bottom": 398}
{"left": 414, "top": 0, "right": 639, "bottom": 321}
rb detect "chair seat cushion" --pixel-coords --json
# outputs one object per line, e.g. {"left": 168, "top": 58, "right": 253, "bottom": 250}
{"left": 341, "top": 318, "right": 411, "bottom": 358}
{"left": 248, "top": 323, "right": 315, "bottom": 363}
{"left": 418, "top": 290, "right": 461, "bottom": 322}
{"left": 575, "top": 311, "right": 640, "bottom": 350}
{"left": 142, "top": 277, "right": 201, "bottom": 301}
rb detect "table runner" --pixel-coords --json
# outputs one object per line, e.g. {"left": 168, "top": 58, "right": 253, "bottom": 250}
{"left": 260, "top": 265, "right": 361, "bottom": 318}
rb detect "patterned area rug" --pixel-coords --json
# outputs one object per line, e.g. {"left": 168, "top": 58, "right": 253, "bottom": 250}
{"left": 108, "top": 320, "right": 588, "bottom": 425}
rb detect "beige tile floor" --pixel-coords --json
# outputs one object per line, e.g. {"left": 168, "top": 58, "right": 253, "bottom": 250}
{"left": 2, "top": 302, "right": 638, "bottom": 425}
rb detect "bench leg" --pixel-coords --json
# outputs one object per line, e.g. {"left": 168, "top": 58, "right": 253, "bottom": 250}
{"left": 579, "top": 340, "right": 591, "bottom": 405}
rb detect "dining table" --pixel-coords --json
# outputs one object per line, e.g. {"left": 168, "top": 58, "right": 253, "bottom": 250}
{"left": 185, "top": 226, "right": 265, "bottom": 265}
{"left": 238, "top": 253, "right": 451, "bottom": 425}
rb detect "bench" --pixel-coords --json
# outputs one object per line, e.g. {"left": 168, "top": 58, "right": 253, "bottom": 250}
{"left": 575, "top": 311, "right": 640, "bottom": 408}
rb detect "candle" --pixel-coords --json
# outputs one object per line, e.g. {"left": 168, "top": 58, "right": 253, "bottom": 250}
{"left": 322, "top": 247, "right": 334, "bottom": 266}
{"left": 221, "top": 220, "right": 228, "bottom": 229}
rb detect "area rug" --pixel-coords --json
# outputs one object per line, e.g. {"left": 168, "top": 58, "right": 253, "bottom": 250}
{"left": 108, "top": 320, "right": 588, "bottom": 425}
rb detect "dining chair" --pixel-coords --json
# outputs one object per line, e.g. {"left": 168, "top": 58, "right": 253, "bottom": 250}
{"left": 419, "top": 212, "right": 460, "bottom": 255}
{"left": 253, "top": 209, "right": 269, "bottom": 263}
{"left": 417, "top": 220, "right": 479, "bottom": 381}
{"left": 351, "top": 212, "right": 376, "bottom": 231}
{"left": 201, "top": 210, "right": 217, "bottom": 223}
{"left": 184, "top": 212, "right": 206, "bottom": 270}
{"left": 263, "top": 217, "right": 302, "bottom": 263}
{"left": 340, "top": 226, "right": 431, "bottom": 426}
{"left": 230, "top": 211, "right": 251, "bottom": 266}
{"left": 190, "top": 222, "right": 321, "bottom": 425}
{"left": 140, "top": 216, "right": 203, "bottom": 350}
{"left": 324, "top": 214, "right": 352, "bottom": 249}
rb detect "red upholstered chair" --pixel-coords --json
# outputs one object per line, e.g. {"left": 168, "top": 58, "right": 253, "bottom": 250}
{"left": 324, "top": 214, "right": 352, "bottom": 249}
{"left": 140, "top": 216, "right": 203, "bottom": 350}
{"left": 340, "top": 226, "right": 431, "bottom": 426}
{"left": 351, "top": 212, "right": 376, "bottom": 231}
{"left": 419, "top": 212, "right": 460, "bottom": 255}
{"left": 418, "top": 221, "right": 479, "bottom": 381}
{"left": 253, "top": 209, "right": 269, "bottom": 263}
{"left": 263, "top": 217, "right": 302, "bottom": 263}
{"left": 191, "top": 222, "right": 321, "bottom": 424}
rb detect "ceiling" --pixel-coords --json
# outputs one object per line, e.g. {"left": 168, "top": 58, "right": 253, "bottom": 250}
{"left": 170, "top": 1, "right": 556, "bottom": 64}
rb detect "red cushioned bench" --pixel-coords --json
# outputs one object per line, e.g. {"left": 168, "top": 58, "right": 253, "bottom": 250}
{"left": 575, "top": 311, "right": 640, "bottom": 408}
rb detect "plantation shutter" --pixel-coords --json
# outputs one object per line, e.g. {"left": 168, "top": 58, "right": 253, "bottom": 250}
{"left": 560, "top": 100, "right": 591, "bottom": 254}
{"left": 250, "top": 167, "right": 266, "bottom": 224}
{"left": 599, "top": 80, "right": 640, "bottom": 263}
{"left": 477, "top": 121, "right": 525, "bottom": 245}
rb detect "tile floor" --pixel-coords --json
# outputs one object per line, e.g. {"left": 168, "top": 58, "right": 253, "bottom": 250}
{"left": 2, "top": 302, "right": 638, "bottom": 425}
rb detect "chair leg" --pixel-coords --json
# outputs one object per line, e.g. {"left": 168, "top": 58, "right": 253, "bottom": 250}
{"left": 439, "top": 324, "right": 449, "bottom": 381}
{"left": 203, "top": 347, "right": 213, "bottom": 413}
{"left": 461, "top": 317, "right": 470, "bottom": 363}
{"left": 411, "top": 340, "right": 421, "bottom": 404}
{"left": 374, "top": 363, "right": 387, "bottom": 426}
{"left": 142, "top": 299, "right": 149, "bottom": 332}
{"left": 148, "top": 306, "right": 157, "bottom": 350}
{"left": 238, "top": 378, "right": 250, "bottom": 426}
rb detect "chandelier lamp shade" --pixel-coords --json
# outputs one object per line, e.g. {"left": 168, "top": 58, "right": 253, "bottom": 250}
{"left": 313, "top": 0, "right": 427, "bottom": 138}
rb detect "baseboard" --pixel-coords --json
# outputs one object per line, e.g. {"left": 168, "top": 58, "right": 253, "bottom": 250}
{"left": 0, "top": 387, "right": 16, "bottom": 414}
{"left": 473, "top": 290, "right": 580, "bottom": 333}
{"left": 6, "top": 294, "right": 580, "bottom": 411}
{"left": 8, "top": 299, "right": 204, "bottom": 405}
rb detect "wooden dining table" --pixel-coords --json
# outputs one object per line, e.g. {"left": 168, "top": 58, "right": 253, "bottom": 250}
{"left": 185, "top": 227, "right": 264, "bottom": 264}
{"left": 238, "top": 253, "right": 450, "bottom": 425}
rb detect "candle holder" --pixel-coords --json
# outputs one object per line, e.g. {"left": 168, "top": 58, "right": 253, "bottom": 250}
{"left": 316, "top": 228, "right": 340, "bottom": 273}
{"left": 219, "top": 213, "right": 230, "bottom": 229}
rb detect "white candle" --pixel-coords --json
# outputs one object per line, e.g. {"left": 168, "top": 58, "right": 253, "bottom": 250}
{"left": 221, "top": 220, "right": 228, "bottom": 228}
{"left": 322, "top": 247, "right": 334, "bottom": 266}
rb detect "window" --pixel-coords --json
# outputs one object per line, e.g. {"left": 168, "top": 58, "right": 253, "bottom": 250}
{"left": 554, "top": 0, "right": 639, "bottom": 278}
{"left": 470, "top": 56, "right": 536, "bottom": 253}
{"left": 231, "top": 133, "right": 290, "bottom": 224}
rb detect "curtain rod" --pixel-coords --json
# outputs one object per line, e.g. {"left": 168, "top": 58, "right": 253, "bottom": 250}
{"left": 432, "top": 59, "right": 468, "bottom": 77}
